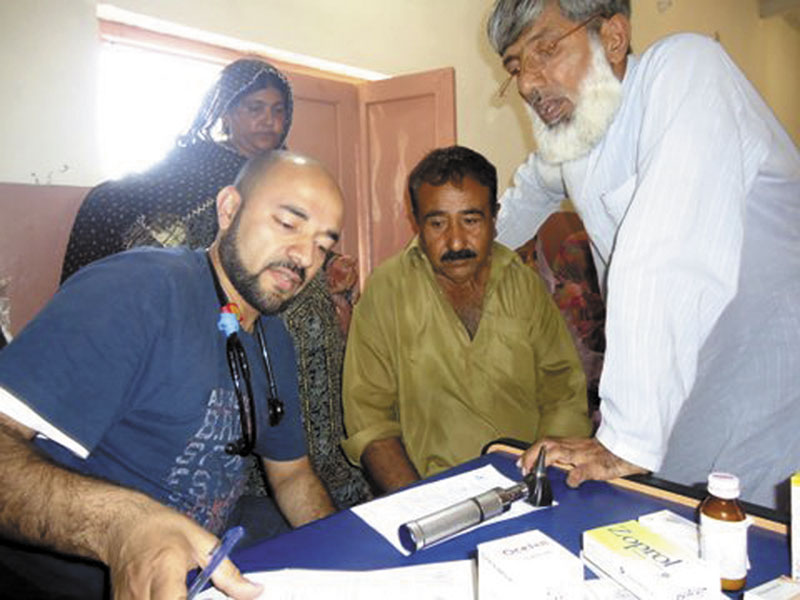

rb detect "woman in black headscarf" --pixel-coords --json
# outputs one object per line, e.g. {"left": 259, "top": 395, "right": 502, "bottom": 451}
{"left": 61, "top": 58, "right": 294, "bottom": 281}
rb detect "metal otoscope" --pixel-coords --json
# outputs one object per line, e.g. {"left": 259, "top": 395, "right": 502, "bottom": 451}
{"left": 398, "top": 447, "right": 553, "bottom": 553}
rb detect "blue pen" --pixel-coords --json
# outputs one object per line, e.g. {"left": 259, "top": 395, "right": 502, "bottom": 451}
{"left": 187, "top": 525, "right": 246, "bottom": 599}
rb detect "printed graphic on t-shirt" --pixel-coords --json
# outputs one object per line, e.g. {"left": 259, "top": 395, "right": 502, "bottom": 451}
{"left": 164, "top": 387, "right": 245, "bottom": 534}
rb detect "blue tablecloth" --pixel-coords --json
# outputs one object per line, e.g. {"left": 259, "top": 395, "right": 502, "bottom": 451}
{"left": 235, "top": 452, "right": 789, "bottom": 590}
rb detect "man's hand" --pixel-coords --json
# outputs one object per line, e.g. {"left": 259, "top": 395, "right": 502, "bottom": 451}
{"left": 518, "top": 437, "right": 648, "bottom": 487}
{"left": 106, "top": 507, "right": 262, "bottom": 600}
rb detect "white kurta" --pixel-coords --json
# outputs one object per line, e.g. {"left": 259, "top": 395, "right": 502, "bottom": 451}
{"left": 497, "top": 33, "right": 800, "bottom": 510}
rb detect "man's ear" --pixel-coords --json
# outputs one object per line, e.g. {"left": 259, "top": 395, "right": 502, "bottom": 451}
{"left": 216, "top": 186, "right": 243, "bottom": 231}
{"left": 600, "top": 13, "right": 631, "bottom": 77}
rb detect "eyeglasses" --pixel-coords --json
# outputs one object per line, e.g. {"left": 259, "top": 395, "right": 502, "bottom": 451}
{"left": 224, "top": 320, "right": 285, "bottom": 456}
{"left": 496, "top": 13, "right": 603, "bottom": 99}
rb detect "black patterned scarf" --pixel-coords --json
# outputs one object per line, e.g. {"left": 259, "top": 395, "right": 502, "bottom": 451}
{"left": 61, "top": 58, "right": 293, "bottom": 282}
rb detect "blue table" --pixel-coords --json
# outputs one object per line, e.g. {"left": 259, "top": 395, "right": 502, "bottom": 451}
{"left": 235, "top": 451, "right": 789, "bottom": 592}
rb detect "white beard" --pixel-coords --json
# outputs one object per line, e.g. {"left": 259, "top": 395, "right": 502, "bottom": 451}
{"left": 529, "top": 36, "right": 623, "bottom": 165}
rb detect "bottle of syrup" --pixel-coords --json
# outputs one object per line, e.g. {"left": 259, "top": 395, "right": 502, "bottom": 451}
{"left": 698, "top": 472, "right": 750, "bottom": 592}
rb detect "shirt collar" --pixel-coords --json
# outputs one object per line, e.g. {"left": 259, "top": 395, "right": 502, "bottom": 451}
{"left": 621, "top": 52, "right": 640, "bottom": 96}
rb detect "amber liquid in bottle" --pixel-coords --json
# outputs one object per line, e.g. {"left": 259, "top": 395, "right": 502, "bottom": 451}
{"left": 699, "top": 473, "right": 748, "bottom": 592}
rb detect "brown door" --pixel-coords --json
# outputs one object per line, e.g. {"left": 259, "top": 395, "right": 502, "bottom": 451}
{"left": 286, "top": 67, "right": 456, "bottom": 284}
{"left": 284, "top": 73, "right": 361, "bottom": 261}
{"left": 356, "top": 68, "right": 456, "bottom": 280}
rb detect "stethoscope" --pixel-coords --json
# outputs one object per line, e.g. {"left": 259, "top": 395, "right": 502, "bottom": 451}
{"left": 206, "top": 252, "right": 285, "bottom": 456}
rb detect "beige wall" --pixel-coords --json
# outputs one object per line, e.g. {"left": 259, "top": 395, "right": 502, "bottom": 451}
{"left": 631, "top": 0, "right": 800, "bottom": 145}
{"left": 0, "top": 0, "right": 100, "bottom": 186}
{"left": 761, "top": 11, "right": 800, "bottom": 139}
{"left": 0, "top": 0, "right": 797, "bottom": 190}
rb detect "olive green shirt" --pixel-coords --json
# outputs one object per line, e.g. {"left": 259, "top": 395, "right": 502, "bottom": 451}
{"left": 342, "top": 239, "right": 591, "bottom": 478}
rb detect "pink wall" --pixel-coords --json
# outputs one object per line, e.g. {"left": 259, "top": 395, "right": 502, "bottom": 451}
{"left": 0, "top": 183, "right": 87, "bottom": 335}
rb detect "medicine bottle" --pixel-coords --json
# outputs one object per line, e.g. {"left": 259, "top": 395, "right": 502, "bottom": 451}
{"left": 698, "top": 472, "right": 749, "bottom": 592}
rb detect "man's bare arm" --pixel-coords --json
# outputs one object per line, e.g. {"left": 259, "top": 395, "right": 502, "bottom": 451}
{"left": 264, "top": 456, "right": 336, "bottom": 527}
{"left": 361, "top": 437, "right": 420, "bottom": 494}
{"left": 0, "top": 412, "right": 261, "bottom": 600}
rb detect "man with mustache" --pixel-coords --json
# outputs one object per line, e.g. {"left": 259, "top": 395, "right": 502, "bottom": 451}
{"left": 488, "top": 0, "right": 800, "bottom": 510}
{"left": 0, "top": 151, "right": 341, "bottom": 599}
{"left": 342, "top": 146, "right": 591, "bottom": 493}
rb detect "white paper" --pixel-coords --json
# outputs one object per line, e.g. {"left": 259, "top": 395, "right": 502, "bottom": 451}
{"left": 351, "top": 464, "right": 546, "bottom": 555}
{"left": 195, "top": 559, "right": 476, "bottom": 600}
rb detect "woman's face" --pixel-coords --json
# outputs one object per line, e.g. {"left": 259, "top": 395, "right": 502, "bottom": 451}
{"left": 223, "top": 85, "right": 288, "bottom": 158}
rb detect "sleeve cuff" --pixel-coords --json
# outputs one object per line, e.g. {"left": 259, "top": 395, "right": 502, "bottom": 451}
{"left": 0, "top": 386, "right": 89, "bottom": 459}
{"left": 341, "top": 421, "right": 402, "bottom": 466}
{"left": 595, "top": 419, "right": 663, "bottom": 473}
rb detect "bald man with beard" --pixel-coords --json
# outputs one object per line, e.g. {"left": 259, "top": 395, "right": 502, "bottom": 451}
{"left": 0, "top": 152, "right": 342, "bottom": 599}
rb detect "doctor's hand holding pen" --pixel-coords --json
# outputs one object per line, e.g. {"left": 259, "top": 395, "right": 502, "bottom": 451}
{"left": 104, "top": 503, "right": 261, "bottom": 600}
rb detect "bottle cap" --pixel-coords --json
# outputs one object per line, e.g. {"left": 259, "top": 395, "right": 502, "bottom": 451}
{"left": 707, "top": 472, "right": 740, "bottom": 499}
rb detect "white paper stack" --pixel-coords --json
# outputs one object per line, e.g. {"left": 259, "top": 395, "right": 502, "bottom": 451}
{"left": 195, "top": 559, "right": 476, "bottom": 599}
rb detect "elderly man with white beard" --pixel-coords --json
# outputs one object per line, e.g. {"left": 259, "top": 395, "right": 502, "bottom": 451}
{"left": 488, "top": 0, "right": 800, "bottom": 511}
